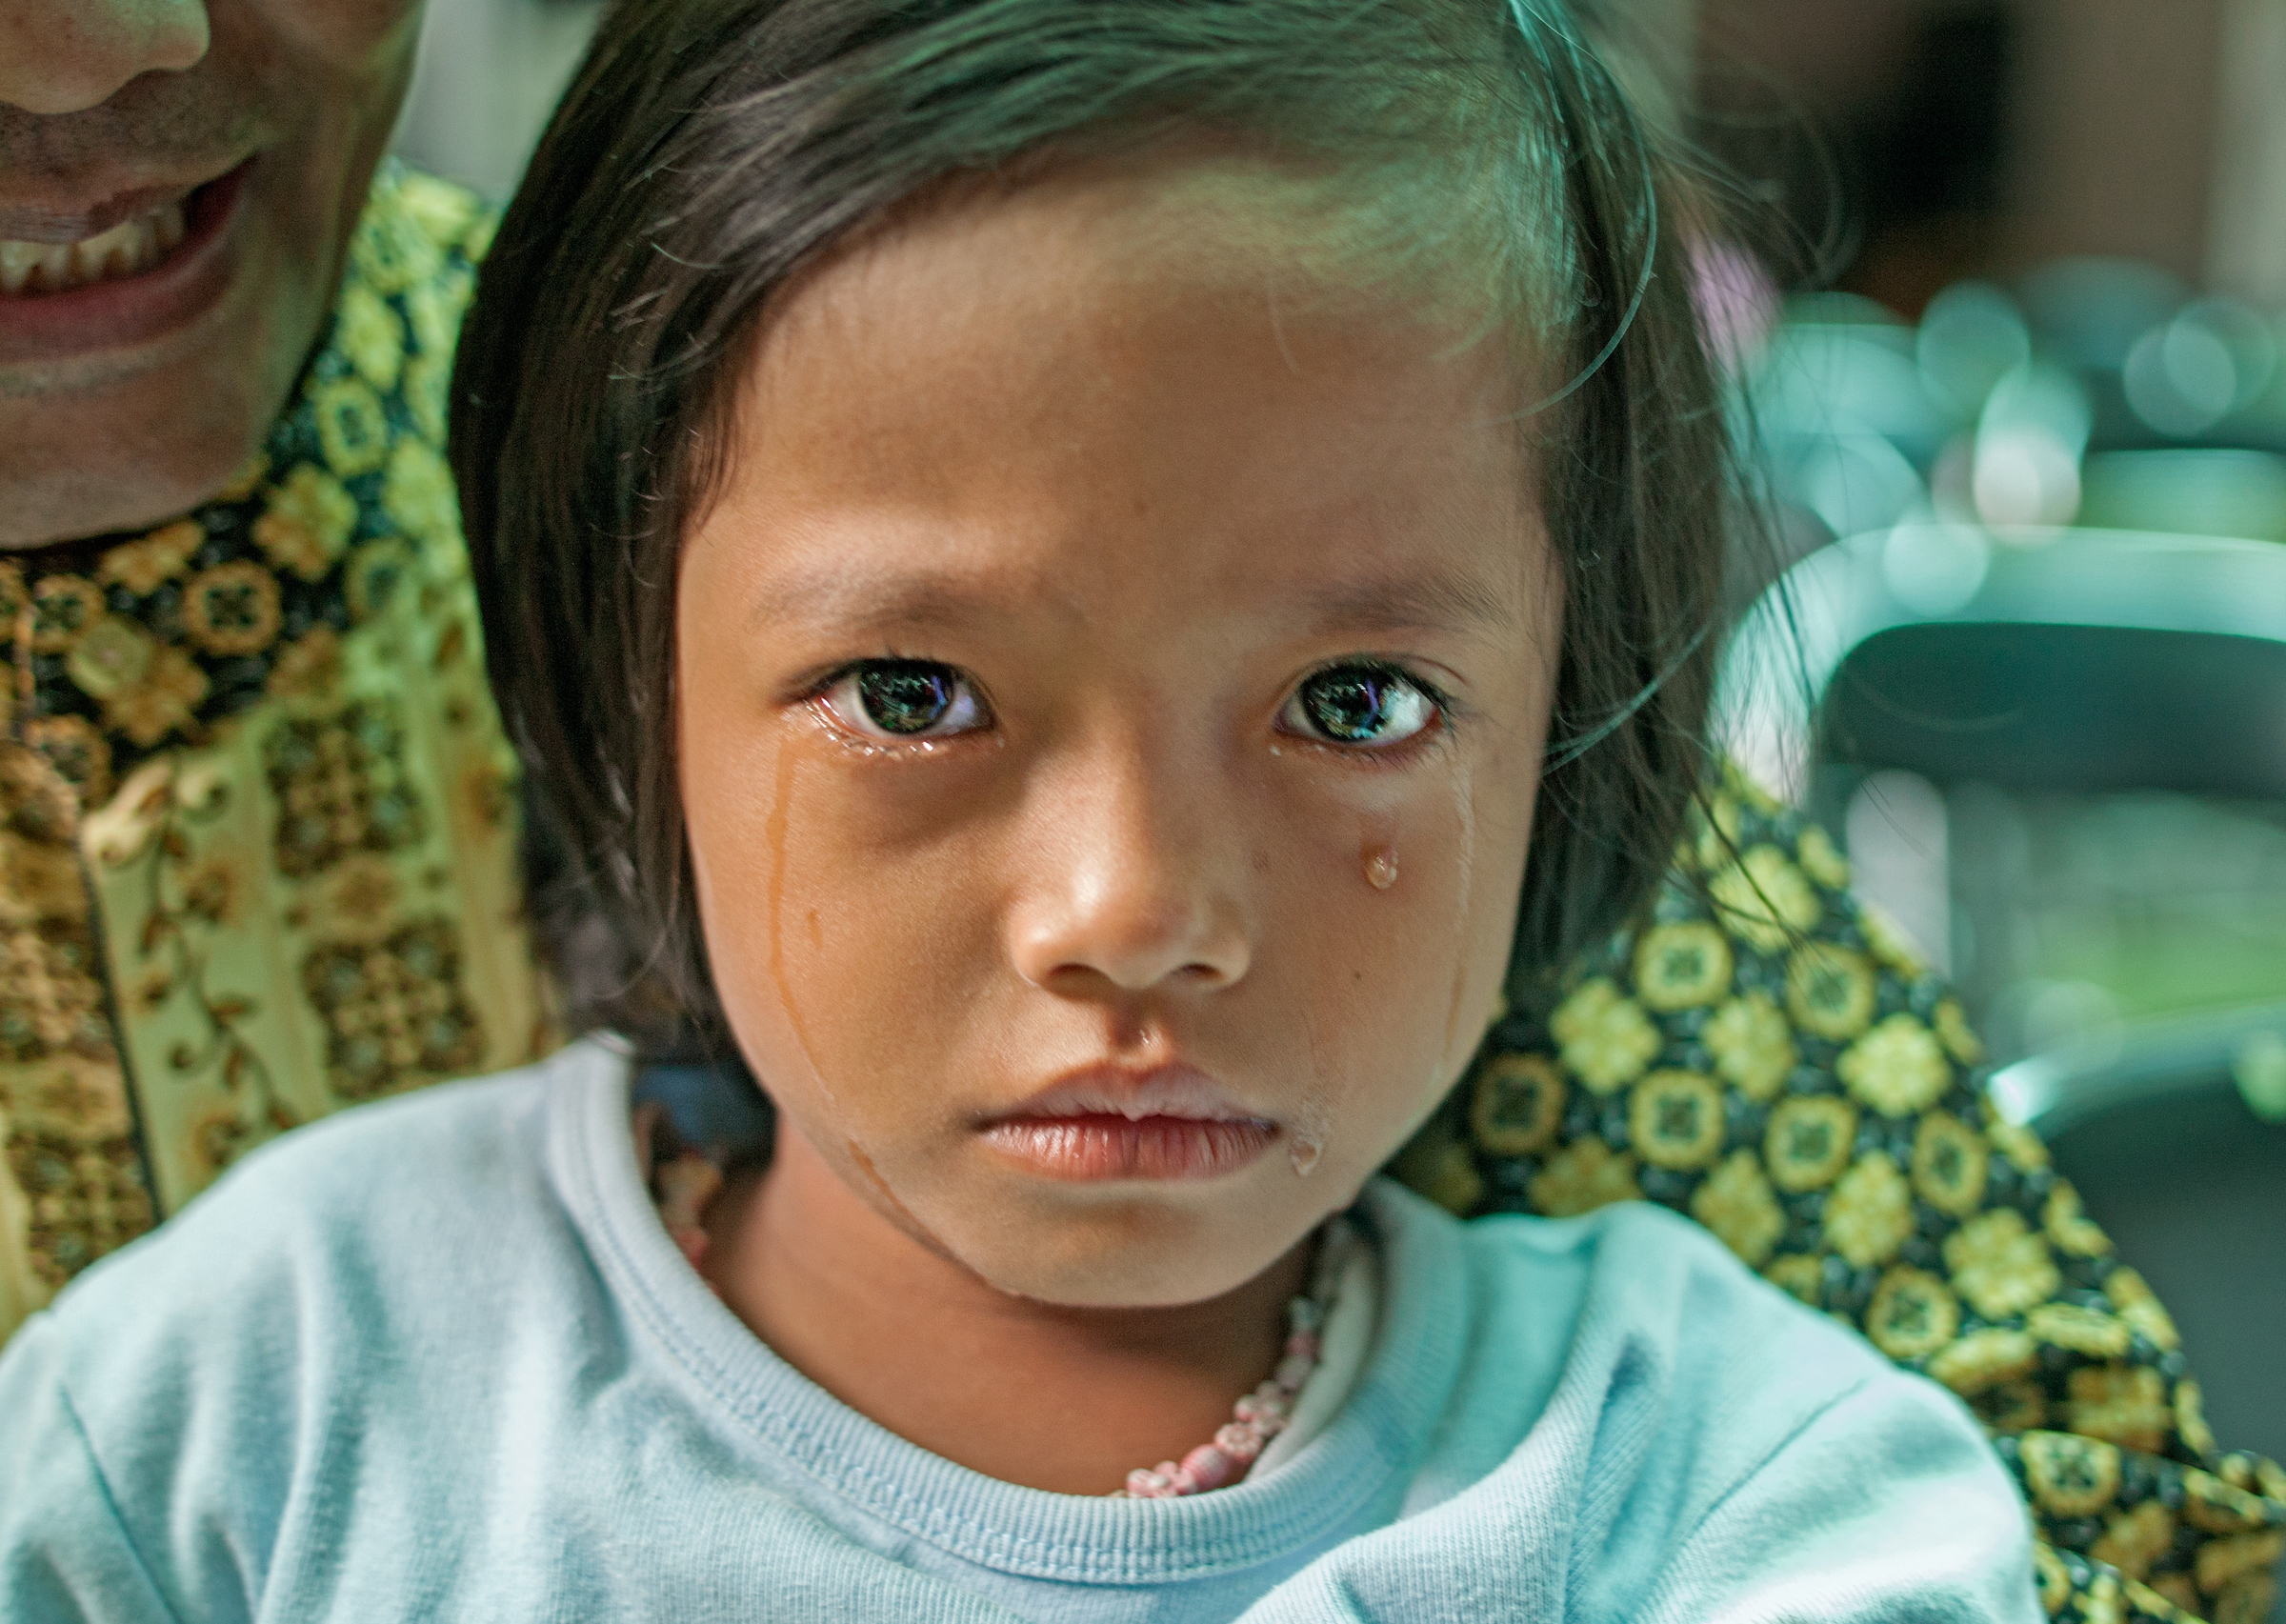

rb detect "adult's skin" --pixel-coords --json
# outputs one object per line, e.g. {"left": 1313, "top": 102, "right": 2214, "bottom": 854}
{"left": 0, "top": 0, "right": 425, "bottom": 549}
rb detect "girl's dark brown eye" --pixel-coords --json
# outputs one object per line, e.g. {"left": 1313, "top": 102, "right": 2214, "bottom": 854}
{"left": 1280, "top": 665, "right": 1439, "bottom": 747}
{"left": 819, "top": 660, "right": 987, "bottom": 740}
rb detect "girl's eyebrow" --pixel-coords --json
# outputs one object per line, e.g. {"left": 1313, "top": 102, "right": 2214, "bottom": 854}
{"left": 1292, "top": 571, "right": 1521, "bottom": 638}
{"left": 745, "top": 565, "right": 1518, "bottom": 640}
{"left": 746, "top": 569, "right": 1018, "bottom": 636}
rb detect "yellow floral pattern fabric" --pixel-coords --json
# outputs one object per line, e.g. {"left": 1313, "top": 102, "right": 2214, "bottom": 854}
{"left": 1400, "top": 763, "right": 2286, "bottom": 1624}
{"left": 0, "top": 166, "right": 543, "bottom": 1342}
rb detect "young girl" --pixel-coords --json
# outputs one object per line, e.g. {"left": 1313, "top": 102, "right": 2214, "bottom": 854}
{"left": 0, "top": 1, "right": 2039, "bottom": 1617}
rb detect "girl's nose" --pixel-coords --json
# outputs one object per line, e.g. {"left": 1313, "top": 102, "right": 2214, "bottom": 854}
{"left": 1005, "top": 739, "right": 1253, "bottom": 997}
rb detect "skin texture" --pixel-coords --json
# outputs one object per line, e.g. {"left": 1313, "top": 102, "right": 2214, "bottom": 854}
{"left": 0, "top": 0, "right": 423, "bottom": 548}
{"left": 677, "top": 154, "right": 1563, "bottom": 1494}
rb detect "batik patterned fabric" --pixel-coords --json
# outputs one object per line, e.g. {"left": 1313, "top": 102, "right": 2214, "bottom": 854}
{"left": 0, "top": 165, "right": 548, "bottom": 1342}
{"left": 1395, "top": 762, "right": 2285, "bottom": 1624}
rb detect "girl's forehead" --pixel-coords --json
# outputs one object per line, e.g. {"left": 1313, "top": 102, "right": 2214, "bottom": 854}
{"left": 764, "top": 142, "right": 1533, "bottom": 387}
{"left": 702, "top": 169, "right": 1552, "bottom": 650}
{"left": 687, "top": 147, "right": 1555, "bottom": 649}
{"left": 762, "top": 164, "right": 1522, "bottom": 436}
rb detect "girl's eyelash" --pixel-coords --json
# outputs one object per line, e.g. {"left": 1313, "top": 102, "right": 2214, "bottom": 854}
{"left": 794, "top": 655, "right": 1458, "bottom": 757}
{"left": 1303, "top": 657, "right": 1459, "bottom": 720}
{"left": 794, "top": 652, "right": 922, "bottom": 700}
{"left": 1281, "top": 658, "right": 1461, "bottom": 759}
{"left": 1337, "top": 659, "right": 1455, "bottom": 716}
{"left": 798, "top": 655, "right": 994, "bottom": 750}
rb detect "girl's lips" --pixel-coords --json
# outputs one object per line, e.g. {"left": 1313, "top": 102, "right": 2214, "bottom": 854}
{"left": 0, "top": 159, "right": 253, "bottom": 368}
{"left": 979, "top": 1063, "right": 1279, "bottom": 1181}
{"left": 979, "top": 1115, "right": 1277, "bottom": 1182}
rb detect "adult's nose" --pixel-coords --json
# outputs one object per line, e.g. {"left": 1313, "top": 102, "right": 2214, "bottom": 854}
{"left": 0, "top": 0, "right": 211, "bottom": 117}
{"left": 1005, "top": 732, "right": 1253, "bottom": 999}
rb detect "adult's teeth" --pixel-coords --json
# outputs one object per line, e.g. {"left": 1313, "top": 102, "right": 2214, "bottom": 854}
{"left": 0, "top": 200, "right": 188, "bottom": 295}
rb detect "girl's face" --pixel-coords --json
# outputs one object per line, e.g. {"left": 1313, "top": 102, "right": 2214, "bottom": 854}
{"left": 678, "top": 156, "right": 1560, "bottom": 1309}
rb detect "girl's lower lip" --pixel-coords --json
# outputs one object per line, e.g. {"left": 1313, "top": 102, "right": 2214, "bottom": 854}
{"left": 980, "top": 1115, "right": 1276, "bottom": 1182}
{"left": 0, "top": 159, "right": 252, "bottom": 367}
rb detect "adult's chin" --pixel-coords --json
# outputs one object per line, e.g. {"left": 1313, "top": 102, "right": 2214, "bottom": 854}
{"left": 0, "top": 374, "right": 278, "bottom": 549}
{"left": 0, "top": 161, "right": 350, "bottom": 548}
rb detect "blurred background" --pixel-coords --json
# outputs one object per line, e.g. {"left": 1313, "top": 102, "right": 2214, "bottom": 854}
{"left": 391, "top": 0, "right": 2286, "bottom": 1509}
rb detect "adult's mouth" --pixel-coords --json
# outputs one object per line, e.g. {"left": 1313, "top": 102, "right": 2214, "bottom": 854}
{"left": 0, "top": 157, "right": 255, "bottom": 365}
{"left": 977, "top": 1065, "right": 1279, "bottom": 1183}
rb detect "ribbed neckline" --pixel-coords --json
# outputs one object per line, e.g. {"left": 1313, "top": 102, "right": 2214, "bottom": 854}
{"left": 546, "top": 1039, "right": 1473, "bottom": 1586}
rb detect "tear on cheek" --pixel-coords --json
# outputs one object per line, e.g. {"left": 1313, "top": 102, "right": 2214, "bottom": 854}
{"left": 846, "top": 1138, "right": 964, "bottom": 1265}
{"left": 1440, "top": 759, "right": 1479, "bottom": 1071}
{"left": 1356, "top": 811, "right": 1400, "bottom": 893}
{"left": 762, "top": 742, "right": 836, "bottom": 1108}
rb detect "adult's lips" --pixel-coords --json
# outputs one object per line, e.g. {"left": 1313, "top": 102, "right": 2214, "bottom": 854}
{"left": 0, "top": 165, "right": 231, "bottom": 243}
{"left": 0, "top": 204, "right": 187, "bottom": 294}
{"left": 0, "top": 157, "right": 254, "bottom": 364}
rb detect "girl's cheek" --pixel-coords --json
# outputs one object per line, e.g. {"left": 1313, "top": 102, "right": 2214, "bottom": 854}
{"left": 693, "top": 670, "right": 1530, "bottom": 1222}
{"left": 1307, "top": 742, "right": 1531, "bottom": 1179}
{"left": 682, "top": 730, "right": 825, "bottom": 1115}
{"left": 695, "top": 729, "right": 1002, "bottom": 1136}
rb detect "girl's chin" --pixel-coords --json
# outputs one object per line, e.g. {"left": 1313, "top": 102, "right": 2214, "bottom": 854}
{"left": 933, "top": 1193, "right": 1318, "bottom": 1313}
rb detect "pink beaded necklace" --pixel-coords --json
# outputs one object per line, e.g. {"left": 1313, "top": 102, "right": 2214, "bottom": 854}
{"left": 1114, "top": 1213, "right": 1357, "bottom": 1498}
{"left": 634, "top": 1102, "right": 1357, "bottom": 1498}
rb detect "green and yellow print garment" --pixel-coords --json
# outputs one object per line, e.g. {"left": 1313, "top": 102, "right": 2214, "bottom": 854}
{"left": 1400, "top": 763, "right": 2286, "bottom": 1624}
{"left": 0, "top": 166, "right": 547, "bottom": 1340}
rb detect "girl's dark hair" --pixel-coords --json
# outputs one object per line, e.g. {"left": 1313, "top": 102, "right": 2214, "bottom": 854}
{"left": 451, "top": 0, "right": 1743, "bottom": 1055}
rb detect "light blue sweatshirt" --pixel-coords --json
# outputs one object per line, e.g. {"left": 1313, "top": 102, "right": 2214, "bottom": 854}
{"left": 0, "top": 1040, "right": 2038, "bottom": 1622}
